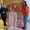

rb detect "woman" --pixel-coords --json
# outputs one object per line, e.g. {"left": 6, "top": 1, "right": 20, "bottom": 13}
{"left": 1, "top": 3, "right": 8, "bottom": 26}
{"left": 22, "top": 1, "right": 29, "bottom": 29}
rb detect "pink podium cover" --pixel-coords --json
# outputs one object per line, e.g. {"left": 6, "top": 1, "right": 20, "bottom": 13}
{"left": 9, "top": 12, "right": 17, "bottom": 27}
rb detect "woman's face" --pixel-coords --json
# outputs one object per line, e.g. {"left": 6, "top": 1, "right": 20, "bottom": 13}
{"left": 3, "top": 4, "right": 6, "bottom": 8}
{"left": 23, "top": 2, "right": 25, "bottom": 5}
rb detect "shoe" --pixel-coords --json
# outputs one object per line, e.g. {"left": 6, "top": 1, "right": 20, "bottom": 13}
{"left": 22, "top": 27, "right": 26, "bottom": 29}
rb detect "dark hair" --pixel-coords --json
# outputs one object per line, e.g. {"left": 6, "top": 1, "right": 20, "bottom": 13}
{"left": 3, "top": 3, "right": 6, "bottom": 4}
{"left": 23, "top": 1, "right": 27, "bottom": 6}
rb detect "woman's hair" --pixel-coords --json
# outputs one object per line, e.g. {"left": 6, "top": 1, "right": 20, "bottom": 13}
{"left": 23, "top": 1, "right": 27, "bottom": 6}
{"left": 3, "top": 3, "right": 6, "bottom": 4}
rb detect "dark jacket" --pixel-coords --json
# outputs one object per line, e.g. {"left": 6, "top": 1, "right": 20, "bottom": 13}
{"left": 1, "top": 7, "right": 8, "bottom": 18}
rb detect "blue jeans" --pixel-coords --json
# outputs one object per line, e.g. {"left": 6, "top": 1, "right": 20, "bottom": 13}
{"left": 23, "top": 16, "right": 27, "bottom": 28}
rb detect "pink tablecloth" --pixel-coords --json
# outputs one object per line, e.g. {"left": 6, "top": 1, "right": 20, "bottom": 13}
{"left": 9, "top": 12, "right": 17, "bottom": 27}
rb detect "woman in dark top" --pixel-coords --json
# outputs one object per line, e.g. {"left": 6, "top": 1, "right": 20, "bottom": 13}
{"left": 1, "top": 3, "right": 8, "bottom": 26}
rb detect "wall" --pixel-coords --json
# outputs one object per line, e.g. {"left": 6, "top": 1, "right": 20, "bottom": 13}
{"left": 0, "top": 0, "right": 3, "bottom": 8}
{"left": 3, "top": 0, "right": 23, "bottom": 6}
